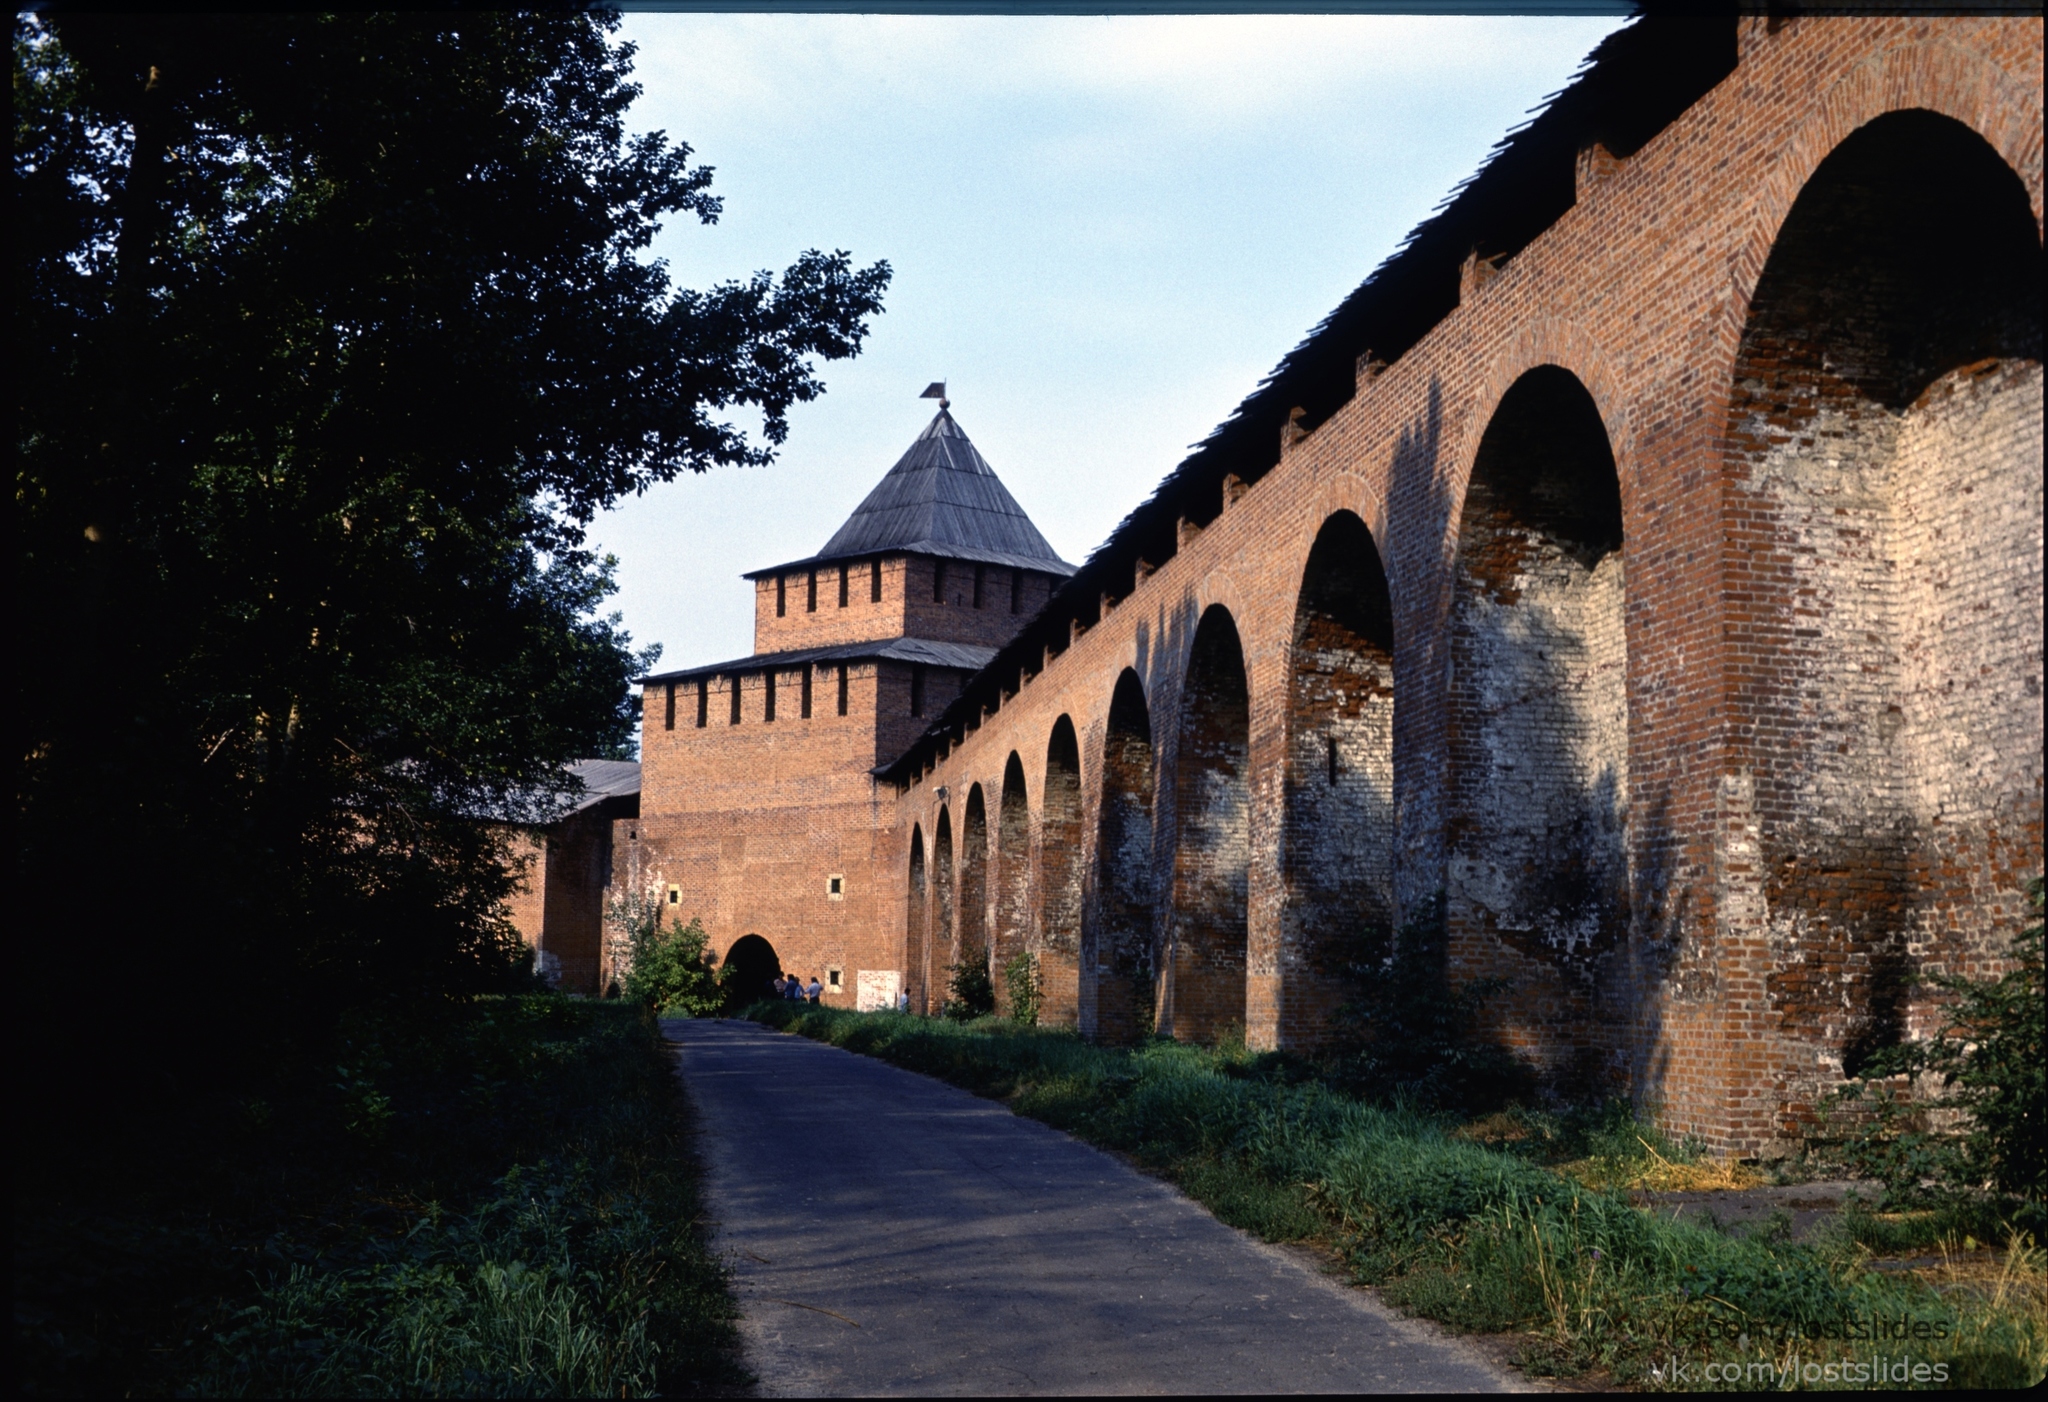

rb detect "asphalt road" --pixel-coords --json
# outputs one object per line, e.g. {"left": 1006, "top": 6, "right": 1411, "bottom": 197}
{"left": 668, "top": 1017, "right": 1525, "bottom": 1396}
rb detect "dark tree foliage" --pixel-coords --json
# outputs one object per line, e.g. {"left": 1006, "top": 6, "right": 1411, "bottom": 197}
{"left": 13, "top": 13, "right": 888, "bottom": 1103}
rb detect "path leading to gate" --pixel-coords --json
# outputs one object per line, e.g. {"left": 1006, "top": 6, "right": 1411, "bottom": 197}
{"left": 669, "top": 1018, "right": 1526, "bottom": 1396}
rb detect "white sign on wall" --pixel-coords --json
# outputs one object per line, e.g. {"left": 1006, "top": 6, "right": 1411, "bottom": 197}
{"left": 855, "top": 968, "right": 901, "bottom": 1013}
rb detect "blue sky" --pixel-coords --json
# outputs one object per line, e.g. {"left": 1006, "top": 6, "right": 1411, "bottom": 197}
{"left": 592, "top": 11, "right": 1627, "bottom": 670}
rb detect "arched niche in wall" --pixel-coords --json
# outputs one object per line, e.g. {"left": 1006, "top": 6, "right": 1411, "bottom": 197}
{"left": 1038, "top": 716, "right": 1084, "bottom": 1028}
{"left": 1449, "top": 364, "right": 1628, "bottom": 985}
{"left": 960, "top": 784, "right": 990, "bottom": 972}
{"left": 1285, "top": 510, "right": 1397, "bottom": 1041}
{"left": 1168, "top": 606, "right": 1251, "bottom": 1044}
{"left": 1087, "top": 669, "right": 1156, "bottom": 1045}
{"left": 994, "top": 753, "right": 1032, "bottom": 1014}
{"left": 907, "top": 824, "right": 929, "bottom": 1015}
{"left": 1727, "top": 108, "right": 2043, "bottom": 1074}
{"left": 933, "top": 806, "right": 956, "bottom": 983}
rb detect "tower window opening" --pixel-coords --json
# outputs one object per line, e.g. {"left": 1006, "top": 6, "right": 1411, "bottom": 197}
{"left": 801, "top": 666, "right": 813, "bottom": 719}
{"left": 837, "top": 664, "right": 850, "bottom": 716}
{"left": 775, "top": 576, "right": 785, "bottom": 617}
{"left": 664, "top": 682, "right": 676, "bottom": 731}
{"left": 1011, "top": 568, "right": 1024, "bottom": 614}
{"left": 729, "top": 675, "right": 742, "bottom": 725}
{"left": 696, "top": 678, "right": 708, "bottom": 728}
{"left": 1326, "top": 734, "right": 1339, "bottom": 785}
{"left": 764, "top": 671, "right": 777, "bottom": 722}
{"left": 839, "top": 565, "right": 849, "bottom": 608}
{"left": 870, "top": 559, "right": 883, "bottom": 603}
{"left": 806, "top": 570, "right": 817, "bottom": 613}
{"left": 933, "top": 560, "right": 947, "bottom": 604}
{"left": 973, "top": 564, "right": 986, "bottom": 609}
{"left": 911, "top": 665, "right": 927, "bottom": 718}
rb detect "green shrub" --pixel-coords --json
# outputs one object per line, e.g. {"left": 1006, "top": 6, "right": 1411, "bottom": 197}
{"left": 1001, "top": 951, "right": 1041, "bottom": 1026}
{"left": 941, "top": 957, "right": 995, "bottom": 1021}
{"left": 1820, "top": 876, "right": 2045, "bottom": 1214}
{"left": 621, "top": 915, "right": 722, "bottom": 1018}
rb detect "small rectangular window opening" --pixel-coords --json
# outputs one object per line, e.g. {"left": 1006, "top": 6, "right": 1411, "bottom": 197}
{"left": 827, "top": 967, "right": 842, "bottom": 989}
{"left": 972, "top": 564, "right": 986, "bottom": 609}
{"left": 696, "top": 678, "right": 709, "bottom": 728}
{"left": 838, "top": 565, "right": 850, "bottom": 608}
{"left": 806, "top": 570, "right": 818, "bottom": 613}
{"left": 870, "top": 559, "right": 883, "bottom": 603}
{"left": 775, "top": 576, "right": 786, "bottom": 617}
{"left": 664, "top": 682, "right": 676, "bottom": 731}
{"left": 932, "top": 560, "right": 947, "bottom": 604}
{"left": 800, "top": 666, "right": 813, "bottom": 719}
{"left": 837, "top": 664, "right": 849, "bottom": 716}
{"left": 910, "top": 665, "right": 927, "bottom": 718}
{"left": 1326, "top": 735, "right": 1339, "bottom": 785}
{"left": 729, "top": 675, "right": 742, "bottom": 725}
{"left": 827, "top": 874, "right": 844, "bottom": 899}
{"left": 764, "top": 671, "right": 777, "bottom": 722}
{"left": 667, "top": 885, "right": 680, "bottom": 906}
{"left": 1011, "top": 568, "right": 1024, "bottom": 614}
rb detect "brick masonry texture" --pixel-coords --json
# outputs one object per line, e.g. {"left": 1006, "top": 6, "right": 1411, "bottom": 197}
{"left": 624, "top": 16, "right": 2041, "bottom": 1156}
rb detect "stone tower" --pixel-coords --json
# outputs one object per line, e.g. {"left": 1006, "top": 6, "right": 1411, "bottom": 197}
{"left": 625, "top": 399, "right": 1073, "bottom": 1003}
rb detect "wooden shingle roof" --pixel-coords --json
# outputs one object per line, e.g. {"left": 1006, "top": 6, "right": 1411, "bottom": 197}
{"left": 745, "top": 407, "right": 1075, "bottom": 579}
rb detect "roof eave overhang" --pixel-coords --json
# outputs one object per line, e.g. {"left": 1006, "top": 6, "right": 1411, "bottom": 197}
{"left": 741, "top": 544, "right": 1077, "bottom": 582}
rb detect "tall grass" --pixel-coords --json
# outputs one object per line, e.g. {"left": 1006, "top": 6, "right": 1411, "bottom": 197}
{"left": 750, "top": 1004, "right": 2046, "bottom": 1389}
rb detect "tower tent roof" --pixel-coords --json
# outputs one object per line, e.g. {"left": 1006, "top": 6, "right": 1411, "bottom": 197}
{"left": 744, "top": 407, "right": 1075, "bottom": 579}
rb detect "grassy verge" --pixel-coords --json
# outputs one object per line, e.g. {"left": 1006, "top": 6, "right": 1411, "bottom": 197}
{"left": 17, "top": 997, "right": 745, "bottom": 1397}
{"left": 747, "top": 1003, "right": 2045, "bottom": 1391}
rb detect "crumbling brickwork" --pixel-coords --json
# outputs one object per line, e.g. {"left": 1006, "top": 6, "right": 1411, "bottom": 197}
{"left": 1082, "top": 670, "right": 1158, "bottom": 1044}
{"left": 1038, "top": 719, "right": 1086, "bottom": 1026}
{"left": 1166, "top": 606, "right": 1252, "bottom": 1043}
{"left": 993, "top": 755, "right": 1032, "bottom": 1014}
{"left": 1448, "top": 364, "right": 1629, "bottom": 1080}
{"left": 1285, "top": 511, "right": 1398, "bottom": 1047}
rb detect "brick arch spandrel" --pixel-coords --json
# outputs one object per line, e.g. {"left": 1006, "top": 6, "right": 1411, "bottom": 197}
{"left": 1711, "top": 36, "right": 2044, "bottom": 393}
{"left": 1283, "top": 474, "right": 1393, "bottom": 615}
{"left": 1173, "top": 572, "right": 1284, "bottom": 695}
{"left": 1461, "top": 322, "right": 1643, "bottom": 537}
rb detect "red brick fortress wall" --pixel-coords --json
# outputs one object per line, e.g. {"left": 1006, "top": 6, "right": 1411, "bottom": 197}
{"left": 884, "top": 15, "right": 2042, "bottom": 1156}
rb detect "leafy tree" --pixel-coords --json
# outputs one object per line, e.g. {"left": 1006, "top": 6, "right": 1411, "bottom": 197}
{"left": 13, "top": 12, "right": 887, "bottom": 1103}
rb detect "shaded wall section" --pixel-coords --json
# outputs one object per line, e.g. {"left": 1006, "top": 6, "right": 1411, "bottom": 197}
{"left": 1085, "top": 670, "right": 1158, "bottom": 1045}
{"left": 1284, "top": 511, "right": 1397, "bottom": 1046}
{"left": 1448, "top": 365, "right": 1628, "bottom": 1080}
{"left": 1039, "top": 717, "right": 1084, "bottom": 1027}
{"left": 1168, "top": 607, "right": 1252, "bottom": 1043}
{"left": 1723, "top": 109, "right": 2043, "bottom": 1131}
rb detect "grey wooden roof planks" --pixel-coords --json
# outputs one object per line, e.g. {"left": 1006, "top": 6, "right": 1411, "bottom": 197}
{"left": 744, "top": 407, "right": 1075, "bottom": 579}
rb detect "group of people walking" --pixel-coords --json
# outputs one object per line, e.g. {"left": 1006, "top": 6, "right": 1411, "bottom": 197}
{"left": 774, "top": 972, "right": 824, "bottom": 1004}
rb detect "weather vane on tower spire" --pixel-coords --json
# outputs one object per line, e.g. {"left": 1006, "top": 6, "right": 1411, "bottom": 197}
{"left": 921, "top": 380, "right": 949, "bottom": 410}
